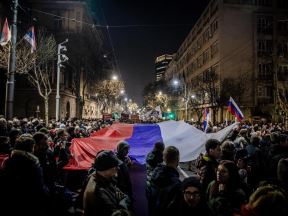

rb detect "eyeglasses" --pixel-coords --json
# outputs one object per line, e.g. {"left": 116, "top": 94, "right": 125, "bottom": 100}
{"left": 184, "top": 191, "right": 201, "bottom": 198}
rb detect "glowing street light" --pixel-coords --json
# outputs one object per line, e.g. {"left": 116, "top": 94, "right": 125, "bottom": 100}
{"left": 120, "top": 89, "right": 125, "bottom": 94}
{"left": 191, "top": 94, "right": 196, "bottom": 99}
{"left": 158, "top": 91, "right": 162, "bottom": 96}
{"left": 124, "top": 97, "right": 128, "bottom": 102}
{"left": 173, "top": 79, "right": 179, "bottom": 86}
{"left": 112, "top": 75, "right": 118, "bottom": 80}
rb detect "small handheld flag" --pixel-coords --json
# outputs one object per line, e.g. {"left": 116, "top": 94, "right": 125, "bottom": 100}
{"left": 203, "top": 108, "right": 210, "bottom": 132}
{"left": 24, "top": 26, "right": 36, "bottom": 53}
{"left": 0, "top": 18, "right": 11, "bottom": 46}
{"left": 227, "top": 97, "right": 244, "bottom": 121}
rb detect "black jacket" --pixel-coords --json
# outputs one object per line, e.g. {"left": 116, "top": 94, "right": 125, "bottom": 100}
{"left": 0, "top": 150, "right": 48, "bottom": 216}
{"left": 148, "top": 165, "right": 181, "bottom": 216}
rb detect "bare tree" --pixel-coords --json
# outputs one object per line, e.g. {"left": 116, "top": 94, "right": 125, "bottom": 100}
{"left": 0, "top": 31, "right": 55, "bottom": 74}
{"left": 27, "top": 63, "right": 53, "bottom": 124}
{"left": 275, "top": 70, "right": 288, "bottom": 126}
{"left": 0, "top": 30, "right": 56, "bottom": 122}
{"left": 68, "top": 27, "right": 108, "bottom": 119}
{"left": 26, "top": 33, "right": 56, "bottom": 124}
{"left": 95, "top": 79, "right": 125, "bottom": 113}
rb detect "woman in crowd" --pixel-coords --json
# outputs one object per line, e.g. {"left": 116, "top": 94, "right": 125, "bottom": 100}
{"left": 207, "top": 160, "right": 247, "bottom": 216}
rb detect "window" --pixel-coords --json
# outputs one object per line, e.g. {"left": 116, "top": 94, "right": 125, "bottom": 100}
{"left": 197, "top": 38, "right": 203, "bottom": 50}
{"left": 257, "top": 16, "right": 273, "bottom": 34}
{"left": 76, "top": 11, "right": 81, "bottom": 32}
{"left": 203, "top": 28, "right": 211, "bottom": 43}
{"left": 277, "top": 21, "right": 288, "bottom": 34}
{"left": 256, "top": 0, "right": 272, "bottom": 6}
{"left": 258, "top": 63, "right": 272, "bottom": 79}
{"left": 211, "top": 20, "right": 218, "bottom": 35}
{"left": 277, "top": 0, "right": 288, "bottom": 9}
{"left": 211, "top": 41, "right": 219, "bottom": 58}
{"left": 203, "top": 49, "right": 210, "bottom": 64}
{"left": 277, "top": 41, "right": 288, "bottom": 57}
{"left": 257, "top": 40, "right": 272, "bottom": 56}
{"left": 197, "top": 55, "right": 204, "bottom": 68}
{"left": 257, "top": 86, "right": 273, "bottom": 97}
{"left": 278, "top": 65, "right": 288, "bottom": 80}
{"left": 54, "top": 17, "right": 62, "bottom": 30}
{"left": 257, "top": 86, "right": 265, "bottom": 97}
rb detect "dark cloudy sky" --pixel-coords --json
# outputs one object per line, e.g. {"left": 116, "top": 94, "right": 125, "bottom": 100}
{"left": 92, "top": 0, "right": 210, "bottom": 104}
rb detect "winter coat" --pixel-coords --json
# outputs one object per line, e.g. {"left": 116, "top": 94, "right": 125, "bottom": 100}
{"left": 0, "top": 150, "right": 48, "bottom": 216}
{"left": 146, "top": 150, "right": 163, "bottom": 187}
{"left": 207, "top": 180, "right": 246, "bottom": 216}
{"left": 147, "top": 165, "right": 182, "bottom": 216}
{"left": 116, "top": 155, "right": 133, "bottom": 198}
{"left": 83, "top": 173, "right": 132, "bottom": 216}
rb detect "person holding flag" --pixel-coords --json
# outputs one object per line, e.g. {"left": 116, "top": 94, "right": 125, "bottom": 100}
{"left": 227, "top": 96, "right": 244, "bottom": 121}
{"left": 203, "top": 108, "right": 210, "bottom": 132}
{"left": 24, "top": 26, "right": 36, "bottom": 53}
{"left": 0, "top": 18, "right": 11, "bottom": 46}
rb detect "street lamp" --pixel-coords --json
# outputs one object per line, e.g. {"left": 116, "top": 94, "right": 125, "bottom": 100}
{"left": 191, "top": 94, "right": 196, "bottom": 99}
{"left": 172, "top": 78, "right": 188, "bottom": 121}
{"left": 112, "top": 75, "right": 118, "bottom": 80}
{"left": 124, "top": 97, "right": 128, "bottom": 102}
{"left": 120, "top": 89, "right": 125, "bottom": 95}
{"left": 56, "top": 38, "right": 69, "bottom": 121}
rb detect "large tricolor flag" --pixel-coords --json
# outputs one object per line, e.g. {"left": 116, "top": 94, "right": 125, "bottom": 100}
{"left": 24, "top": 26, "right": 36, "bottom": 53}
{"left": 227, "top": 96, "right": 244, "bottom": 121}
{"left": 64, "top": 121, "right": 237, "bottom": 170}
{"left": 203, "top": 108, "right": 210, "bottom": 132}
{"left": 0, "top": 18, "right": 11, "bottom": 46}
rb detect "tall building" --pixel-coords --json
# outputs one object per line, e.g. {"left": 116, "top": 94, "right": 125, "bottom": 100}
{"left": 8, "top": 0, "right": 107, "bottom": 119}
{"left": 155, "top": 54, "right": 173, "bottom": 81}
{"left": 165, "top": 0, "right": 288, "bottom": 122}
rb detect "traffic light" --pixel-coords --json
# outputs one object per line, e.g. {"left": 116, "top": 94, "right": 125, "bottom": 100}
{"left": 169, "top": 112, "right": 175, "bottom": 120}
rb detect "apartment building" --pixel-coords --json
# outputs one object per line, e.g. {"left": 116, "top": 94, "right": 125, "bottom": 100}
{"left": 165, "top": 0, "right": 288, "bottom": 122}
{"left": 155, "top": 54, "right": 173, "bottom": 81}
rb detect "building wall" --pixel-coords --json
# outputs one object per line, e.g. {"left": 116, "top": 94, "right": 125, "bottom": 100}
{"left": 165, "top": 0, "right": 288, "bottom": 122}
{"left": 11, "top": 0, "right": 104, "bottom": 120}
{"left": 155, "top": 54, "right": 173, "bottom": 81}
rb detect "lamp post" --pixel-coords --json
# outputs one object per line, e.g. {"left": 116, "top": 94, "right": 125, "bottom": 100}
{"left": 173, "top": 79, "right": 188, "bottom": 121}
{"left": 55, "top": 39, "right": 69, "bottom": 121}
{"left": 5, "top": 0, "right": 18, "bottom": 119}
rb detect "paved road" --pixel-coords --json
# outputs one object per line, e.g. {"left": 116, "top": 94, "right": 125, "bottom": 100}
{"left": 130, "top": 163, "right": 148, "bottom": 216}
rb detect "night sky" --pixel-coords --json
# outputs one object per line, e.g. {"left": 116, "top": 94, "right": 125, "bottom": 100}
{"left": 93, "top": 0, "right": 211, "bottom": 104}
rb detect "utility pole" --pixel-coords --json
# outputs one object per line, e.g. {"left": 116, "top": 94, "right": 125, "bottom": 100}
{"left": 184, "top": 83, "right": 188, "bottom": 121}
{"left": 55, "top": 39, "right": 68, "bottom": 121}
{"left": 5, "top": 0, "right": 18, "bottom": 119}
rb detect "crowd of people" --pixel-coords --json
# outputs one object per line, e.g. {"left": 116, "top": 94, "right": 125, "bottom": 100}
{"left": 0, "top": 116, "right": 287, "bottom": 216}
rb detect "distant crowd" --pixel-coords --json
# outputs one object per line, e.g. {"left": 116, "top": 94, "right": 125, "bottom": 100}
{"left": 0, "top": 116, "right": 287, "bottom": 216}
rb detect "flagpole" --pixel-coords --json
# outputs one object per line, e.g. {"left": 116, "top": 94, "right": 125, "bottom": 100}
{"left": 225, "top": 109, "right": 228, "bottom": 126}
{"left": 5, "top": 0, "right": 18, "bottom": 119}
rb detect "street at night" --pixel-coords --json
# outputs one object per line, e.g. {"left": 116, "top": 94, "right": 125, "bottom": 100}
{"left": 0, "top": 0, "right": 288, "bottom": 216}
